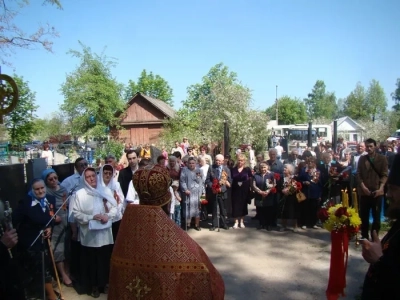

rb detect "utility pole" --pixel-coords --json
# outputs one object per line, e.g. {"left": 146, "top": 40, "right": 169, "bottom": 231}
{"left": 275, "top": 85, "right": 278, "bottom": 124}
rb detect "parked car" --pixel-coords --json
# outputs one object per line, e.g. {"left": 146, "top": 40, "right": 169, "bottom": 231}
{"left": 9, "top": 143, "right": 35, "bottom": 152}
{"left": 57, "top": 140, "right": 84, "bottom": 150}
{"left": 387, "top": 129, "right": 400, "bottom": 142}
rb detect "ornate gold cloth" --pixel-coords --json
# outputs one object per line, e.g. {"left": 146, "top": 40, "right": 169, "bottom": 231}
{"left": 108, "top": 205, "right": 225, "bottom": 299}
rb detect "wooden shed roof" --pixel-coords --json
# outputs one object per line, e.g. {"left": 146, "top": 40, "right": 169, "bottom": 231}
{"left": 127, "top": 92, "right": 176, "bottom": 118}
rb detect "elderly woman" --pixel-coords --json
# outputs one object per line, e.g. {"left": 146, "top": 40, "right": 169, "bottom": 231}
{"left": 231, "top": 154, "right": 252, "bottom": 229}
{"left": 167, "top": 155, "right": 181, "bottom": 181}
{"left": 252, "top": 162, "right": 276, "bottom": 230}
{"left": 13, "top": 179, "right": 58, "bottom": 299}
{"left": 98, "top": 164, "right": 124, "bottom": 241}
{"left": 279, "top": 164, "right": 300, "bottom": 232}
{"left": 72, "top": 167, "right": 117, "bottom": 298}
{"left": 42, "top": 168, "right": 72, "bottom": 287}
{"left": 180, "top": 157, "right": 204, "bottom": 231}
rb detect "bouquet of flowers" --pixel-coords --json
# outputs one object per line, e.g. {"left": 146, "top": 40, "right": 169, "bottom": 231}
{"left": 339, "top": 171, "right": 349, "bottom": 181}
{"left": 282, "top": 178, "right": 302, "bottom": 196}
{"left": 211, "top": 178, "right": 222, "bottom": 194}
{"left": 265, "top": 178, "right": 277, "bottom": 193}
{"left": 307, "top": 168, "right": 320, "bottom": 184}
{"left": 273, "top": 173, "right": 281, "bottom": 181}
{"left": 317, "top": 203, "right": 361, "bottom": 236}
{"left": 329, "top": 166, "right": 339, "bottom": 177}
{"left": 219, "top": 170, "right": 228, "bottom": 186}
{"left": 318, "top": 202, "right": 362, "bottom": 299}
{"left": 200, "top": 194, "right": 208, "bottom": 205}
{"left": 258, "top": 176, "right": 277, "bottom": 205}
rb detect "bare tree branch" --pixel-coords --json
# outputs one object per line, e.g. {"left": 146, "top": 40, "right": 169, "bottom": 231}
{"left": 0, "top": 0, "right": 61, "bottom": 65}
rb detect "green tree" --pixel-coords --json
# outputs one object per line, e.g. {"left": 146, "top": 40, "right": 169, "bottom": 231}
{"left": 60, "top": 42, "right": 125, "bottom": 140}
{"left": 177, "top": 63, "right": 239, "bottom": 131}
{"left": 162, "top": 63, "right": 269, "bottom": 153}
{"left": 124, "top": 69, "right": 173, "bottom": 106}
{"left": 0, "top": 0, "right": 62, "bottom": 65}
{"left": 358, "top": 110, "right": 399, "bottom": 141}
{"left": 366, "top": 79, "right": 387, "bottom": 122}
{"left": 5, "top": 75, "right": 38, "bottom": 144}
{"left": 304, "top": 80, "right": 337, "bottom": 120}
{"left": 33, "top": 112, "right": 69, "bottom": 141}
{"left": 343, "top": 82, "right": 369, "bottom": 120}
{"left": 391, "top": 78, "right": 400, "bottom": 111}
{"left": 265, "top": 96, "right": 307, "bottom": 124}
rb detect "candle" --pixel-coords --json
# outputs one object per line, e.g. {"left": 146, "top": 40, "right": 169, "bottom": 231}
{"left": 352, "top": 189, "right": 358, "bottom": 213}
{"left": 341, "top": 190, "right": 345, "bottom": 206}
{"left": 344, "top": 192, "right": 349, "bottom": 208}
{"left": 341, "top": 189, "right": 349, "bottom": 207}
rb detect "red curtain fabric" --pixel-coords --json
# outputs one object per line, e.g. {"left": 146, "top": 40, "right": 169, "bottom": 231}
{"left": 326, "top": 230, "right": 349, "bottom": 300}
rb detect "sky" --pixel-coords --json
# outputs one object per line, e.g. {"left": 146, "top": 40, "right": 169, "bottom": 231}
{"left": 2, "top": 0, "right": 400, "bottom": 118}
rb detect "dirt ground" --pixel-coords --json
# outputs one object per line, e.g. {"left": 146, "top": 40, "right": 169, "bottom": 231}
{"left": 61, "top": 204, "right": 368, "bottom": 300}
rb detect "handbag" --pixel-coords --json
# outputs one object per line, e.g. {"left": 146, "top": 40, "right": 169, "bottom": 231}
{"left": 89, "top": 219, "right": 112, "bottom": 230}
{"left": 296, "top": 191, "right": 307, "bottom": 202}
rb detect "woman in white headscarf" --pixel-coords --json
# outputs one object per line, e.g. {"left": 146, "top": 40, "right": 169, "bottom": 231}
{"left": 98, "top": 164, "right": 124, "bottom": 241}
{"left": 72, "top": 167, "right": 117, "bottom": 298}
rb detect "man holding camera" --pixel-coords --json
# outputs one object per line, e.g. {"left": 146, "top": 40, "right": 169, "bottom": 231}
{"left": 357, "top": 138, "right": 388, "bottom": 240}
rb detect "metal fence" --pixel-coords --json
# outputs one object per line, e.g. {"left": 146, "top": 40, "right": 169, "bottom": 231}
{"left": 0, "top": 159, "right": 75, "bottom": 208}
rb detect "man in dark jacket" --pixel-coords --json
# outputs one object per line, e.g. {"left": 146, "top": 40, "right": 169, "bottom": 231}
{"left": 357, "top": 138, "right": 388, "bottom": 240}
{"left": 206, "top": 154, "right": 232, "bottom": 231}
{"left": 118, "top": 150, "right": 139, "bottom": 198}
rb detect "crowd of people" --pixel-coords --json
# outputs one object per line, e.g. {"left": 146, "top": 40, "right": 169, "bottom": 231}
{"left": 0, "top": 135, "right": 399, "bottom": 299}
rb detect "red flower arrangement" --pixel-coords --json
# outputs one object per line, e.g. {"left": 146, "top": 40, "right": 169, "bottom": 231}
{"left": 273, "top": 173, "right": 281, "bottom": 181}
{"left": 200, "top": 194, "right": 208, "bottom": 205}
{"left": 282, "top": 178, "right": 302, "bottom": 196}
{"left": 317, "top": 202, "right": 362, "bottom": 299}
{"left": 296, "top": 181, "right": 303, "bottom": 191}
{"left": 317, "top": 206, "right": 330, "bottom": 222}
{"left": 329, "top": 166, "right": 339, "bottom": 177}
{"left": 340, "top": 172, "right": 349, "bottom": 180}
{"left": 270, "top": 187, "right": 277, "bottom": 194}
{"left": 211, "top": 178, "right": 222, "bottom": 194}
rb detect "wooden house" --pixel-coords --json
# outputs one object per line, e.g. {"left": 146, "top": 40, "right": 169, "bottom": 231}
{"left": 114, "top": 93, "right": 175, "bottom": 146}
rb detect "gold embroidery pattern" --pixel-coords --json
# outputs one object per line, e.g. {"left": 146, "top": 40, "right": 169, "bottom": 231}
{"left": 126, "top": 276, "right": 151, "bottom": 299}
{"left": 112, "top": 258, "right": 209, "bottom": 273}
{"left": 132, "top": 165, "right": 172, "bottom": 207}
{"left": 109, "top": 205, "right": 225, "bottom": 300}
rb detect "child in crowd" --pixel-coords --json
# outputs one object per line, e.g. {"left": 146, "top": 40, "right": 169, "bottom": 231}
{"left": 171, "top": 181, "right": 181, "bottom": 226}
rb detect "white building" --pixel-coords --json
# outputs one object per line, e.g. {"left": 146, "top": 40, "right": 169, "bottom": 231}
{"left": 330, "top": 116, "right": 365, "bottom": 143}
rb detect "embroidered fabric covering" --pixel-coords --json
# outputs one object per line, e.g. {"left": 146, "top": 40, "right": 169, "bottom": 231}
{"left": 132, "top": 165, "right": 172, "bottom": 206}
{"left": 108, "top": 205, "right": 225, "bottom": 300}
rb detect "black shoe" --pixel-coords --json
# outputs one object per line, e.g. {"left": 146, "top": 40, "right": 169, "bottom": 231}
{"left": 209, "top": 227, "right": 215, "bottom": 231}
{"left": 90, "top": 287, "right": 100, "bottom": 298}
{"left": 194, "top": 226, "right": 201, "bottom": 231}
{"left": 257, "top": 225, "right": 264, "bottom": 230}
{"left": 223, "top": 225, "right": 229, "bottom": 230}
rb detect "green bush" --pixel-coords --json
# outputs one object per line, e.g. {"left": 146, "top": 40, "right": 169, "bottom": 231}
{"left": 94, "top": 140, "right": 124, "bottom": 161}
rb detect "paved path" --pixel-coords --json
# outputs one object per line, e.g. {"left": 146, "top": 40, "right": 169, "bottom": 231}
{"left": 61, "top": 204, "right": 368, "bottom": 300}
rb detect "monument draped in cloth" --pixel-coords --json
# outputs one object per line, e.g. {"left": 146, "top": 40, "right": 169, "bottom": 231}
{"left": 108, "top": 164, "right": 225, "bottom": 299}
